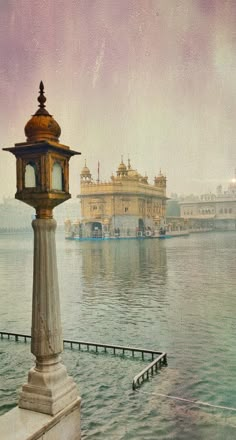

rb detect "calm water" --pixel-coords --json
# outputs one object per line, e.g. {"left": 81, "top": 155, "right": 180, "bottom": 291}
{"left": 0, "top": 231, "right": 236, "bottom": 439}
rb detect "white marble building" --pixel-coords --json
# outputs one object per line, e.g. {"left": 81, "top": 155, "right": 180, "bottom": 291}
{"left": 179, "top": 176, "right": 236, "bottom": 230}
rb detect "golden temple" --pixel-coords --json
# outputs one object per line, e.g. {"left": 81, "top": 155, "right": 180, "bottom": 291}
{"left": 71, "top": 158, "right": 167, "bottom": 238}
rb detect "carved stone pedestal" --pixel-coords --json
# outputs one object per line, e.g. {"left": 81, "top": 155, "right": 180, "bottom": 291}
{"left": 18, "top": 219, "right": 80, "bottom": 422}
{"left": 19, "top": 355, "right": 78, "bottom": 415}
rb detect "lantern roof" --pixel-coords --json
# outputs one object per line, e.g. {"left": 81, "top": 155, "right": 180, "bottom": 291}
{"left": 4, "top": 82, "right": 80, "bottom": 157}
{"left": 24, "top": 81, "right": 61, "bottom": 143}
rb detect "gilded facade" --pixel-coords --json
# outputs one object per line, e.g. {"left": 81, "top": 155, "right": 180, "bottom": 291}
{"left": 77, "top": 159, "right": 167, "bottom": 237}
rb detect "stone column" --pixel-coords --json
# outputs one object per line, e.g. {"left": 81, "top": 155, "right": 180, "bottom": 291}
{"left": 19, "top": 218, "right": 79, "bottom": 416}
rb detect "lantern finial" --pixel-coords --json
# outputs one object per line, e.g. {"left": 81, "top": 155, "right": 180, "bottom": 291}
{"left": 34, "top": 81, "right": 49, "bottom": 116}
{"left": 38, "top": 81, "right": 46, "bottom": 109}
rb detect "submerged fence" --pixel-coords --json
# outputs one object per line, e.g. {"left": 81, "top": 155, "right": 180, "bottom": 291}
{"left": 0, "top": 331, "right": 167, "bottom": 390}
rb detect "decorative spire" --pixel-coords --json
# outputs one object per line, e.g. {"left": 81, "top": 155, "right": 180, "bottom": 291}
{"left": 38, "top": 81, "right": 46, "bottom": 108}
{"left": 34, "top": 81, "right": 51, "bottom": 116}
{"left": 128, "top": 157, "right": 131, "bottom": 169}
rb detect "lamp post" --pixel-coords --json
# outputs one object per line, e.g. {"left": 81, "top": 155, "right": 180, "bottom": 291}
{"left": 3, "top": 82, "right": 81, "bottom": 417}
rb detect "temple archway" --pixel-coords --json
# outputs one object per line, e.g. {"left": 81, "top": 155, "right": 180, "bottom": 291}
{"left": 91, "top": 222, "right": 102, "bottom": 238}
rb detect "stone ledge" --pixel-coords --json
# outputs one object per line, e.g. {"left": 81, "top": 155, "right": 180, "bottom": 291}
{"left": 0, "top": 398, "right": 81, "bottom": 440}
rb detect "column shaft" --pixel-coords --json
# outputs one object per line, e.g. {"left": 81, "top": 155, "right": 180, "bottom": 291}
{"left": 19, "top": 218, "right": 79, "bottom": 416}
{"left": 31, "top": 218, "right": 62, "bottom": 357}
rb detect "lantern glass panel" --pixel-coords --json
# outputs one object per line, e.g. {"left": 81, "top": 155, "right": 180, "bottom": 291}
{"left": 52, "top": 162, "right": 63, "bottom": 190}
{"left": 25, "top": 163, "right": 36, "bottom": 188}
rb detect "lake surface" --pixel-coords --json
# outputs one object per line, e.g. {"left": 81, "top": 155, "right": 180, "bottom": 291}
{"left": 0, "top": 231, "right": 236, "bottom": 439}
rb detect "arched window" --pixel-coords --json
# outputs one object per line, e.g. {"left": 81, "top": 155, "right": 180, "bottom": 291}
{"left": 52, "top": 162, "right": 63, "bottom": 190}
{"left": 25, "top": 163, "right": 36, "bottom": 188}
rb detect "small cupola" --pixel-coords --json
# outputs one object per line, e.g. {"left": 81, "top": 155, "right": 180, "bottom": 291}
{"left": 116, "top": 157, "right": 127, "bottom": 177}
{"left": 80, "top": 160, "right": 92, "bottom": 182}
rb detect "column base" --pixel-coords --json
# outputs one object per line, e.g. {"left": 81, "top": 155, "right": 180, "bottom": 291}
{"left": 19, "top": 363, "right": 79, "bottom": 416}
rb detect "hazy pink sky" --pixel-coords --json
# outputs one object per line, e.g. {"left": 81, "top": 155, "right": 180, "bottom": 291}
{"left": 1, "top": 0, "right": 236, "bottom": 198}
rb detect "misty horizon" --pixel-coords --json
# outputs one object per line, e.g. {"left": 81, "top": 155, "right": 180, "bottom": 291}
{"left": 1, "top": 0, "right": 236, "bottom": 199}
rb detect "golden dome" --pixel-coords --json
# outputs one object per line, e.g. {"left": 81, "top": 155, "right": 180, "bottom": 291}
{"left": 24, "top": 81, "right": 61, "bottom": 143}
{"left": 81, "top": 160, "right": 91, "bottom": 177}
{"left": 116, "top": 157, "right": 128, "bottom": 177}
{"left": 81, "top": 166, "right": 91, "bottom": 176}
{"left": 128, "top": 169, "right": 139, "bottom": 178}
{"left": 118, "top": 162, "right": 127, "bottom": 172}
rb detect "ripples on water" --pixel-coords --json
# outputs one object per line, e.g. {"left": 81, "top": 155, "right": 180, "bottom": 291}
{"left": 0, "top": 232, "right": 236, "bottom": 438}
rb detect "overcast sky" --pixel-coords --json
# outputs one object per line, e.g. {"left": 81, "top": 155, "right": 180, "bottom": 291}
{"left": 1, "top": 0, "right": 236, "bottom": 199}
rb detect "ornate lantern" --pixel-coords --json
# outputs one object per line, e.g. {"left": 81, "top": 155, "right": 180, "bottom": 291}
{"left": 4, "top": 81, "right": 80, "bottom": 218}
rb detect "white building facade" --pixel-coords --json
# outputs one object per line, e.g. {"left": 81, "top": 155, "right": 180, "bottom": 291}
{"left": 179, "top": 178, "right": 236, "bottom": 230}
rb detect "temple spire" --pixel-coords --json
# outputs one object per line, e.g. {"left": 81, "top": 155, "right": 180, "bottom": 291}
{"left": 128, "top": 157, "right": 131, "bottom": 169}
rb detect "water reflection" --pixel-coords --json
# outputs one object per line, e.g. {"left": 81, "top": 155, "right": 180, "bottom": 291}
{"left": 59, "top": 239, "right": 168, "bottom": 346}
{"left": 80, "top": 239, "right": 167, "bottom": 296}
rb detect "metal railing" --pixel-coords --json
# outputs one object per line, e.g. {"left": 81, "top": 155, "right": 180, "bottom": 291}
{"left": 132, "top": 352, "right": 167, "bottom": 390}
{"left": 0, "top": 331, "right": 167, "bottom": 390}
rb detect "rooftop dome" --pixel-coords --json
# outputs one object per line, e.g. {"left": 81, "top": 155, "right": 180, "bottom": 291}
{"left": 116, "top": 157, "right": 128, "bottom": 177}
{"left": 81, "top": 160, "right": 91, "bottom": 176}
{"left": 128, "top": 169, "right": 139, "bottom": 178}
{"left": 80, "top": 160, "right": 92, "bottom": 181}
{"left": 81, "top": 166, "right": 91, "bottom": 176}
{"left": 126, "top": 159, "right": 140, "bottom": 180}
{"left": 118, "top": 161, "right": 127, "bottom": 172}
{"left": 24, "top": 81, "right": 61, "bottom": 143}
